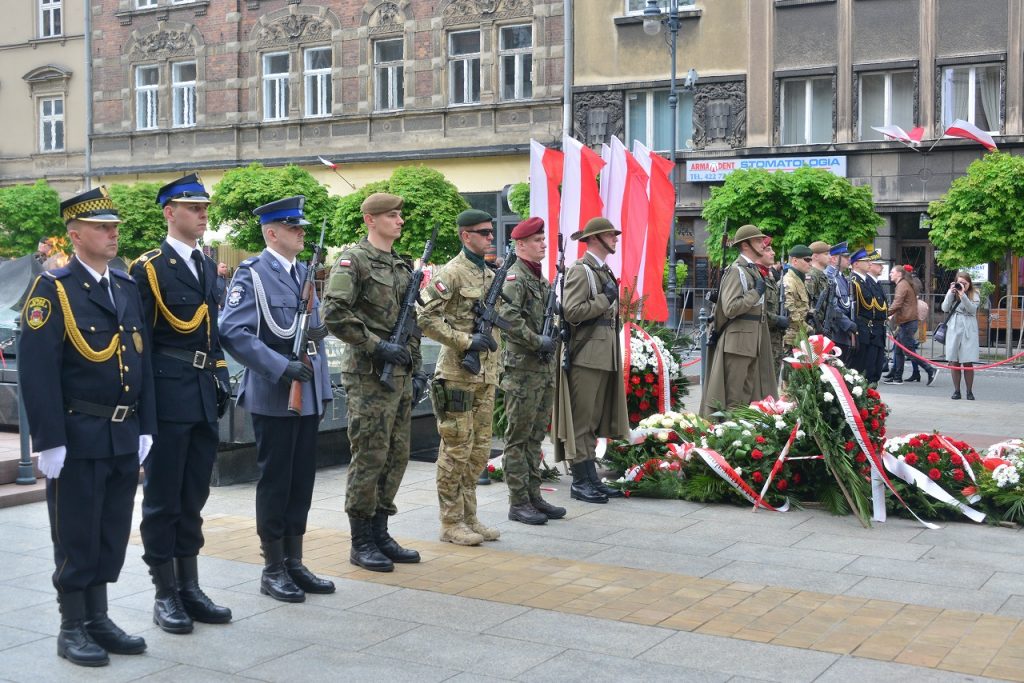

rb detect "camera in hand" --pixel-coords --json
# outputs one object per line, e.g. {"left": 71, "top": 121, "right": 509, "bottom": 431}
{"left": 953, "top": 282, "right": 963, "bottom": 291}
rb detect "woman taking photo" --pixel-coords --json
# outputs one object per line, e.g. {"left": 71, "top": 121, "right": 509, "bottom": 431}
{"left": 941, "top": 272, "right": 981, "bottom": 400}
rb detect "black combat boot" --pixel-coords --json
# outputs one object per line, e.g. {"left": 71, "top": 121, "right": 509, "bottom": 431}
{"left": 508, "top": 502, "right": 548, "bottom": 525}
{"left": 587, "top": 460, "right": 624, "bottom": 498}
{"left": 371, "top": 511, "right": 420, "bottom": 564}
{"left": 283, "top": 535, "right": 337, "bottom": 592}
{"left": 349, "top": 516, "right": 394, "bottom": 572}
{"left": 84, "top": 584, "right": 146, "bottom": 655}
{"left": 569, "top": 462, "right": 607, "bottom": 503}
{"left": 150, "top": 561, "right": 193, "bottom": 634}
{"left": 260, "top": 539, "right": 305, "bottom": 603}
{"left": 176, "top": 556, "right": 232, "bottom": 623}
{"left": 477, "top": 467, "right": 491, "bottom": 485}
{"left": 57, "top": 592, "right": 109, "bottom": 667}
{"left": 530, "top": 494, "right": 567, "bottom": 519}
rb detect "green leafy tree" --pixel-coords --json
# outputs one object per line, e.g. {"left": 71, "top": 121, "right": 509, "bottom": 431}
{"left": 0, "top": 179, "right": 64, "bottom": 258}
{"left": 702, "top": 168, "right": 883, "bottom": 264}
{"left": 107, "top": 182, "right": 166, "bottom": 262}
{"left": 927, "top": 152, "right": 1024, "bottom": 268}
{"left": 506, "top": 182, "right": 530, "bottom": 218}
{"left": 209, "top": 163, "right": 335, "bottom": 252}
{"left": 332, "top": 165, "right": 469, "bottom": 263}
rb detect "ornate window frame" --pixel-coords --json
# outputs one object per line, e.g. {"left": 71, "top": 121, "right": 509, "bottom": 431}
{"left": 124, "top": 22, "right": 204, "bottom": 131}
{"left": 23, "top": 65, "right": 72, "bottom": 155}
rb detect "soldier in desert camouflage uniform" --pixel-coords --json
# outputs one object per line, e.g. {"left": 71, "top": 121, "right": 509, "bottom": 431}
{"left": 417, "top": 209, "right": 503, "bottom": 546}
{"left": 496, "top": 218, "right": 566, "bottom": 526}
{"left": 321, "top": 192, "right": 426, "bottom": 573}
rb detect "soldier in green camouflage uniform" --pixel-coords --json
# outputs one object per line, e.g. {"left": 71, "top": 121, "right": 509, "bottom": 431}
{"left": 321, "top": 193, "right": 426, "bottom": 573}
{"left": 761, "top": 257, "right": 787, "bottom": 368}
{"left": 806, "top": 241, "right": 831, "bottom": 331}
{"left": 416, "top": 209, "right": 503, "bottom": 546}
{"left": 496, "top": 218, "right": 567, "bottom": 526}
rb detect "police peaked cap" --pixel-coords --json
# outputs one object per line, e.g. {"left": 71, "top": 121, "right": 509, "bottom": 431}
{"left": 157, "top": 173, "right": 211, "bottom": 207}
{"left": 849, "top": 248, "right": 870, "bottom": 263}
{"left": 457, "top": 209, "right": 494, "bottom": 227}
{"left": 360, "top": 192, "right": 404, "bottom": 215}
{"left": 61, "top": 186, "right": 121, "bottom": 225}
{"left": 829, "top": 241, "right": 850, "bottom": 256}
{"left": 253, "top": 195, "right": 311, "bottom": 226}
{"left": 510, "top": 217, "right": 544, "bottom": 240}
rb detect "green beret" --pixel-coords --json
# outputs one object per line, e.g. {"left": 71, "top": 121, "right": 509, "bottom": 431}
{"left": 789, "top": 245, "right": 812, "bottom": 258}
{"left": 360, "top": 192, "right": 404, "bottom": 215}
{"left": 456, "top": 209, "right": 493, "bottom": 227}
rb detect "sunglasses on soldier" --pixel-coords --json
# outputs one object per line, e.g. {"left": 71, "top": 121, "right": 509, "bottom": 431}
{"left": 466, "top": 229, "right": 494, "bottom": 237}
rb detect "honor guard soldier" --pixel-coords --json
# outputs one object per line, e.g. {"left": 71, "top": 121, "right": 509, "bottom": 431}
{"left": 805, "top": 241, "right": 832, "bottom": 320}
{"left": 699, "top": 224, "right": 779, "bottom": 418}
{"left": 496, "top": 218, "right": 566, "bottom": 525}
{"left": 130, "top": 174, "right": 232, "bottom": 634}
{"left": 20, "top": 187, "right": 156, "bottom": 667}
{"left": 417, "top": 209, "right": 503, "bottom": 546}
{"left": 782, "top": 245, "right": 814, "bottom": 349}
{"left": 822, "top": 242, "right": 859, "bottom": 360}
{"left": 321, "top": 192, "right": 425, "bottom": 572}
{"left": 552, "top": 217, "right": 629, "bottom": 503}
{"left": 849, "top": 249, "right": 889, "bottom": 383}
{"left": 219, "top": 196, "right": 335, "bottom": 602}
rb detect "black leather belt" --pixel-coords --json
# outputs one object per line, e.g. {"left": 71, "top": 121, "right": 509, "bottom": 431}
{"left": 578, "top": 318, "right": 614, "bottom": 328}
{"left": 155, "top": 345, "right": 216, "bottom": 370}
{"left": 66, "top": 398, "right": 137, "bottom": 423}
{"left": 734, "top": 314, "right": 762, "bottom": 322}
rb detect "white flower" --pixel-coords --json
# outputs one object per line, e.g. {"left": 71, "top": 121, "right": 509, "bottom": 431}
{"left": 714, "top": 427, "right": 725, "bottom": 438}
{"left": 844, "top": 374, "right": 855, "bottom": 384}
{"left": 657, "top": 431, "right": 670, "bottom": 442}
{"left": 851, "top": 386, "right": 864, "bottom": 397}
{"left": 732, "top": 440, "right": 743, "bottom": 447}
{"left": 742, "top": 430, "right": 752, "bottom": 437}
{"left": 661, "top": 418, "right": 675, "bottom": 428}
{"left": 796, "top": 430, "right": 806, "bottom": 439}
{"left": 823, "top": 392, "right": 834, "bottom": 402}
{"left": 820, "top": 374, "right": 830, "bottom": 383}
{"left": 734, "top": 467, "right": 743, "bottom": 476}
{"left": 775, "top": 420, "right": 786, "bottom": 430}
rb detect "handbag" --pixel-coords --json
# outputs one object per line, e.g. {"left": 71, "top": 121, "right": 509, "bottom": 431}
{"left": 933, "top": 295, "right": 962, "bottom": 345}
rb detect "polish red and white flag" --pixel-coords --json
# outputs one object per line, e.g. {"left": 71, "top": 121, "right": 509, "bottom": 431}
{"left": 871, "top": 125, "right": 921, "bottom": 145}
{"left": 632, "top": 141, "right": 675, "bottom": 322}
{"left": 529, "top": 139, "right": 564, "bottom": 281}
{"left": 599, "top": 138, "right": 628, "bottom": 277}
{"left": 943, "top": 119, "right": 998, "bottom": 151}
{"left": 559, "top": 135, "right": 606, "bottom": 268}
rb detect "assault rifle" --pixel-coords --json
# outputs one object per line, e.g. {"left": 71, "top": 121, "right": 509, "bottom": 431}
{"left": 461, "top": 243, "right": 517, "bottom": 375}
{"left": 287, "top": 219, "right": 328, "bottom": 415}
{"left": 379, "top": 223, "right": 438, "bottom": 391}
{"left": 809, "top": 275, "right": 838, "bottom": 337}
{"left": 538, "top": 233, "right": 565, "bottom": 364}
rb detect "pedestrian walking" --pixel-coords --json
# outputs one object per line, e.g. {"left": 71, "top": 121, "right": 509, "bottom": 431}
{"left": 885, "top": 264, "right": 934, "bottom": 385}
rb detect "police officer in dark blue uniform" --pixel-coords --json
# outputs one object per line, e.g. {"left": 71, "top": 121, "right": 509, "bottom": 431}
{"left": 219, "top": 196, "right": 334, "bottom": 603}
{"left": 130, "top": 174, "right": 232, "bottom": 633}
{"left": 19, "top": 187, "right": 156, "bottom": 667}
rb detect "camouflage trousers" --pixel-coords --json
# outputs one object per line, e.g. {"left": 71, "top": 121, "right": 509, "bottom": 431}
{"left": 341, "top": 372, "right": 412, "bottom": 520}
{"left": 434, "top": 380, "right": 495, "bottom": 527}
{"left": 500, "top": 368, "right": 554, "bottom": 505}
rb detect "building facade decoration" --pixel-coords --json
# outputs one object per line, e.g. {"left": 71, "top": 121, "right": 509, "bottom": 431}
{"left": 441, "top": 0, "right": 532, "bottom": 27}
{"left": 255, "top": 13, "right": 332, "bottom": 48}
{"left": 130, "top": 27, "right": 195, "bottom": 59}
{"left": 368, "top": 2, "right": 404, "bottom": 34}
{"left": 572, "top": 90, "right": 625, "bottom": 148}
{"left": 692, "top": 80, "right": 746, "bottom": 150}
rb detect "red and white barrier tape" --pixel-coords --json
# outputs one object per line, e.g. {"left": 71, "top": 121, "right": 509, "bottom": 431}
{"left": 887, "top": 335, "right": 1024, "bottom": 371}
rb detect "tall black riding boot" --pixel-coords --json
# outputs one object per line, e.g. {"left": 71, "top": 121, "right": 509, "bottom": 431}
{"left": 587, "top": 460, "right": 624, "bottom": 498}
{"left": 283, "top": 535, "right": 336, "bottom": 593}
{"left": 371, "top": 511, "right": 420, "bottom": 563}
{"left": 176, "top": 556, "right": 232, "bottom": 623}
{"left": 260, "top": 539, "right": 305, "bottom": 603}
{"left": 57, "top": 592, "right": 108, "bottom": 667}
{"left": 349, "top": 516, "right": 394, "bottom": 572}
{"left": 150, "top": 561, "right": 193, "bottom": 634}
{"left": 84, "top": 584, "right": 146, "bottom": 655}
{"left": 569, "top": 462, "right": 607, "bottom": 504}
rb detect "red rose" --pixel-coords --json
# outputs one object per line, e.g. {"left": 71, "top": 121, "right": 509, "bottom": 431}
{"left": 629, "top": 412, "right": 640, "bottom": 422}
{"left": 751, "top": 449, "right": 764, "bottom": 460}
{"left": 652, "top": 386, "right": 660, "bottom": 396}
{"left": 487, "top": 464, "right": 496, "bottom": 473}
{"left": 855, "top": 453, "right": 867, "bottom": 463}
{"left": 860, "top": 409, "right": 869, "bottom": 419}
{"left": 950, "top": 454, "right": 963, "bottom": 466}
{"left": 927, "top": 452, "right": 940, "bottom": 464}
{"left": 929, "top": 437, "right": 942, "bottom": 449}
{"left": 624, "top": 490, "right": 632, "bottom": 498}
{"left": 669, "top": 461, "right": 681, "bottom": 471}
{"left": 928, "top": 468, "right": 941, "bottom": 480}
{"left": 684, "top": 427, "right": 695, "bottom": 434}
{"left": 633, "top": 388, "right": 644, "bottom": 397}
{"left": 776, "top": 479, "right": 788, "bottom": 491}
{"left": 962, "top": 486, "right": 978, "bottom": 497}
{"left": 639, "top": 400, "right": 650, "bottom": 411}
{"left": 870, "top": 419, "right": 880, "bottom": 430}
{"left": 631, "top": 376, "right": 641, "bottom": 385}
{"left": 667, "top": 432, "right": 679, "bottom": 443}
{"left": 952, "top": 469, "right": 965, "bottom": 481}
{"left": 644, "top": 373, "right": 655, "bottom": 384}
{"left": 792, "top": 473, "right": 801, "bottom": 484}
{"left": 908, "top": 438, "right": 922, "bottom": 447}
{"left": 756, "top": 435, "right": 767, "bottom": 444}
{"left": 880, "top": 428, "right": 886, "bottom": 437}
{"left": 752, "top": 471, "right": 764, "bottom": 483}
{"left": 904, "top": 453, "right": 918, "bottom": 465}
{"left": 844, "top": 441, "right": 855, "bottom": 452}
{"left": 868, "top": 389, "right": 880, "bottom": 399}
{"left": 871, "top": 405, "right": 880, "bottom": 416}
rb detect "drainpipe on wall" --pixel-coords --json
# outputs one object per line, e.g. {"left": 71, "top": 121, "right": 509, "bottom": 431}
{"left": 562, "top": 0, "right": 573, "bottom": 141}
{"left": 83, "top": 0, "right": 93, "bottom": 190}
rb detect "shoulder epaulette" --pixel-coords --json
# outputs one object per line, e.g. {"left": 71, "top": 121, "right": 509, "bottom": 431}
{"left": 110, "top": 269, "right": 136, "bottom": 284}
{"left": 131, "top": 248, "right": 162, "bottom": 269}
{"left": 238, "top": 257, "right": 257, "bottom": 268}
{"left": 45, "top": 266, "right": 71, "bottom": 279}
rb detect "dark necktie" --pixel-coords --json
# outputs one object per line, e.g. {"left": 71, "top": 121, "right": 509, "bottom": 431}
{"left": 99, "top": 276, "right": 116, "bottom": 309}
{"left": 191, "top": 249, "right": 205, "bottom": 285}
{"left": 289, "top": 264, "right": 300, "bottom": 289}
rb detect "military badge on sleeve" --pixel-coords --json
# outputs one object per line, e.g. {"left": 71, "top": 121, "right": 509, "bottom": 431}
{"left": 25, "top": 297, "right": 51, "bottom": 329}
{"left": 227, "top": 284, "right": 245, "bottom": 307}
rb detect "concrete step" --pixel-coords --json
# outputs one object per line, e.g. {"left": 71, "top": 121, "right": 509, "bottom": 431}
{"left": 0, "top": 452, "right": 41, "bottom": 486}
{"left": 0, "top": 478, "right": 45, "bottom": 508}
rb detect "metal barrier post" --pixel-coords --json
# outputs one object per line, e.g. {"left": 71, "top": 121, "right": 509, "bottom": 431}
{"left": 15, "top": 319, "right": 36, "bottom": 485}
{"left": 698, "top": 300, "right": 709, "bottom": 386}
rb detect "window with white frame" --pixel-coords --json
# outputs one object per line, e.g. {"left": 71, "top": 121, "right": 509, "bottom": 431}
{"left": 374, "top": 39, "right": 404, "bottom": 111}
{"left": 39, "top": 0, "right": 62, "bottom": 38}
{"left": 499, "top": 25, "right": 532, "bottom": 101}
{"left": 263, "top": 52, "right": 290, "bottom": 121}
{"left": 136, "top": 0, "right": 157, "bottom": 8}
{"left": 39, "top": 97, "right": 65, "bottom": 152}
{"left": 942, "top": 64, "right": 1001, "bottom": 133}
{"left": 449, "top": 30, "right": 481, "bottom": 105}
{"left": 780, "top": 77, "right": 832, "bottom": 145}
{"left": 626, "top": 89, "right": 695, "bottom": 152}
{"left": 625, "top": 0, "right": 694, "bottom": 14}
{"left": 171, "top": 61, "right": 197, "bottom": 128}
{"left": 859, "top": 70, "right": 914, "bottom": 141}
{"left": 303, "top": 47, "right": 332, "bottom": 117}
{"left": 136, "top": 65, "right": 160, "bottom": 130}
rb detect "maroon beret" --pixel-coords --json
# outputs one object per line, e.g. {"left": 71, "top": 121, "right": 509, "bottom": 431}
{"left": 510, "top": 217, "right": 545, "bottom": 240}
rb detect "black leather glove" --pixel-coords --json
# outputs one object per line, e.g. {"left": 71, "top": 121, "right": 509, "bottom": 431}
{"left": 282, "top": 360, "right": 314, "bottom": 383}
{"left": 307, "top": 323, "right": 329, "bottom": 344}
{"left": 537, "top": 335, "right": 556, "bottom": 355}
{"left": 602, "top": 280, "right": 618, "bottom": 302}
{"left": 411, "top": 371, "right": 429, "bottom": 404}
{"left": 216, "top": 378, "right": 231, "bottom": 418}
{"left": 467, "top": 332, "right": 498, "bottom": 353}
{"left": 774, "top": 314, "right": 790, "bottom": 330}
{"left": 755, "top": 278, "right": 767, "bottom": 296}
{"left": 373, "top": 341, "right": 411, "bottom": 367}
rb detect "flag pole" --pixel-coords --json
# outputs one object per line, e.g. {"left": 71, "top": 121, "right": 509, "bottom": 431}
{"left": 317, "top": 156, "right": 358, "bottom": 190}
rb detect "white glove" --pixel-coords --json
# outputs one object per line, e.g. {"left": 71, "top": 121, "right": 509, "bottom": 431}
{"left": 138, "top": 434, "right": 153, "bottom": 466}
{"left": 38, "top": 446, "right": 67, "bottom": 479}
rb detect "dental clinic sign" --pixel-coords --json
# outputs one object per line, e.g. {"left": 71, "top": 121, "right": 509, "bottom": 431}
{"left": 686, "top": 156, "right": 847, "bottom": 182}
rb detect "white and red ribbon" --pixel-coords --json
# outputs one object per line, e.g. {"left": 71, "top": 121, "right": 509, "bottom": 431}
{"left": 753, "top": 421, "right": 800, "bottom": 512}
{"left": 622, "top": 322, "right": 672, "bottom": 414}
{"left": 877, "top": 447, "right": 985, "bottom": 523}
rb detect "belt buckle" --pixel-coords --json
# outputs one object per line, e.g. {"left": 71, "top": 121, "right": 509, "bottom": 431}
{"left": 192, "top": 350, "right": 208, "bottom": 369}
{"left": 306, "top": 341, "right": 318, "bottom": 357}
{"left": 111, "top": 405, "right": 130, "bottom": 423}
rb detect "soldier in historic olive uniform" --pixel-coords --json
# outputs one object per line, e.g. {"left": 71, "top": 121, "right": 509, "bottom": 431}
{"left": 218, "top": 196, "right": 334, "bottom": 603}
{"left": 416, "top": 209, "right": 504, "bottom": 546}
{"left": 782, "top": 245, "right": 813, "bottom": 348}
{"left": 495, "top": 217, "right": 566, "bottom": 525}
{"left": 699, "top": 224, "right": 778, "bottom": 418}
{"left": 20, "top": 188, "right": 155, "bottom": 667}
{"left": 130, "top": 174, "right": 232, "bottom": 634}
{"left": 321, "top": 192, "right": 426, "bottom": 572}
{"left": 552, "top": 217, "right": 629, "bottom": 504}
